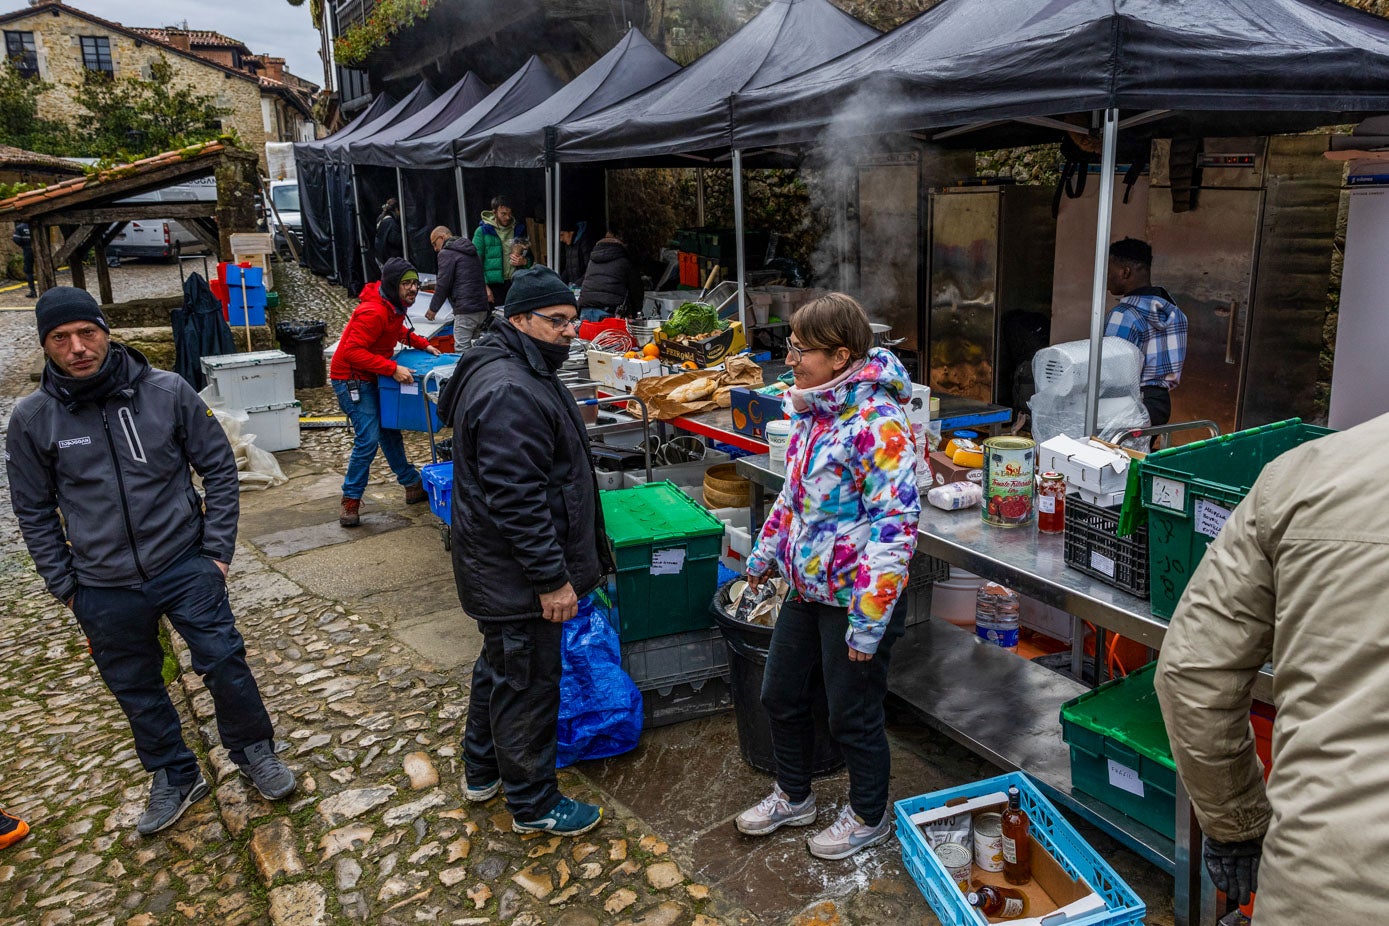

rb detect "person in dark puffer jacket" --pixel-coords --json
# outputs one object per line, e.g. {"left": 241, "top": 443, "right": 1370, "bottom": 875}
{"left": 437, "top": 266, "right": 613, "bottom": 838}
{"left": 425, "top": 226, "right": 490, "bottom": 351}
{"left": 577, "top": 230, "right": 644, "bottom": 320}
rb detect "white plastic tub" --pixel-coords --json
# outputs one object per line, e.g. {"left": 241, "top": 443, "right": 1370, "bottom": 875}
{"left": 930, "top": 568, "right": 986, "bottom": 630}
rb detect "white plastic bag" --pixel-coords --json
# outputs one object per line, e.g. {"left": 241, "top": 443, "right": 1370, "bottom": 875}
{"left": 200, "top": 386, "right": 288, "bottom": 491}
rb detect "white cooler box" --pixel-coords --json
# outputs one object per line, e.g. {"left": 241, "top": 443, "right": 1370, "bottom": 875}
{"left": 244, "top": 401, "right": 301, "bottom": 452}
{"left": 202, "top": 351, "right": 296, "bottom": 411}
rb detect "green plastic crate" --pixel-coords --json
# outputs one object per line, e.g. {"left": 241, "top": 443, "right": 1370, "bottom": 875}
{"left": 1138, "top": 418, "right": 1333, "bottom": 619}
{"left": 601, "top": 482, "right": 726, "bottom": 643}
{"left": 1060, "top": 663, "right": 1177, "bottom": 840}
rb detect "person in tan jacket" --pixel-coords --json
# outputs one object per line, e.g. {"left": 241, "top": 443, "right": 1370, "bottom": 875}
{"left": 1154, "top": 412, "right": 1389, "bottom": 922}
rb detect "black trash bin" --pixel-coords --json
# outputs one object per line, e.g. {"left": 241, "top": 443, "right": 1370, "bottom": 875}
{"left": 275, "top": 320, "right": 328, "bottom": 389}
{"left": 711, "top": 581, "right": 844, "bottom": 777}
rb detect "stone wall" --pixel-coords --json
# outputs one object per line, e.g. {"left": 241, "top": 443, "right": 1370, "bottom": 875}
{"left": 2, "top": 8, "right": 267, "bottom": 170}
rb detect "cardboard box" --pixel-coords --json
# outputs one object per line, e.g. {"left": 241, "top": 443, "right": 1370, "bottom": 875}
{"left": 1073, "top": 485, "right": 1126, "bottom": 508}
{"left": 1039, "top": 436, "right": 1140, "bottom": 494}
{"left": 729, "top": 385, "right": 788, "bottom": 439}
{"left": 906, "top": 383, "right": 932, "bottom": 432}
{"left": 612, "top": 356, "right": 663, "bottom": 391}
{"left": 587, "top": 349, "right": 622, "bottom": 389}
{"left": 929, "top": 451, "right": 984, "bottom": 487}
{"left": 656, "top": 322, "right": 746, "bottom": 368}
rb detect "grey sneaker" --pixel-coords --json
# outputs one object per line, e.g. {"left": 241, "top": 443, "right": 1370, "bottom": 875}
{"left": 735, "top": 785, "right": 817, "bottom": 836}
{"left": 237, "top": 740, "right": 297, "bottom": 800}
{"left": 806, "top": 804, "right": 894, "bottom": 860}
{"left": 136, "top": 769, "right": 210, "bottom": 836}
{"left": 464, "top": 778, "right": 501, "bottom": 802}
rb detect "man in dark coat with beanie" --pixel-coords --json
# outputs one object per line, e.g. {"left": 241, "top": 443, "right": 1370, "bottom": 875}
{"left": 6, "top": 288, "right": 296, "bottom": 838}
{"left": 437, "top": 266, "right": 612, "bottom": 836}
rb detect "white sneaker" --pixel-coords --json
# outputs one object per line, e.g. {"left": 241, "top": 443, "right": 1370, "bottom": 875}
{"left": 735, "top": 785, "right": 817, "bottom": 836}
{"left": 806, "top": 804, "right": 893, "bottom": 860}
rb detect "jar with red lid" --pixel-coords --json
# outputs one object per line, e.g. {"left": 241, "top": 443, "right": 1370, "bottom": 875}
{"left": 1037, "top": 472, "right": 1066, "bottom": 534}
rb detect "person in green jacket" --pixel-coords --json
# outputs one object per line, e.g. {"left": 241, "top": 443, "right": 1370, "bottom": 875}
{"left": 473, "top": 196, "right": 530, "bottom": 306}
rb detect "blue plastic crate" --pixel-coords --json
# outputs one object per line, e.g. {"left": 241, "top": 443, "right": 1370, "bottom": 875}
{"left": 378, "top": 350, "right": 458, "bottom": 432}
{"left": 421, "top": 462, "right": 452, "bottom": 524}
{"left": 895, "top": 772, "right": 1145, "bottom": 926}
{"left": 223, "top": 265, "right": 264, "bottom": 287}
{"left": 227, "top": 296, "right": 266, "bottom": 326}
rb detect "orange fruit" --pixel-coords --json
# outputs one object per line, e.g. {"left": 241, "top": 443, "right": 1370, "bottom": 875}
{"left": 623, "top": 350, "right": 637, "bottom": 359}
{"left": 642, "top": 343, "right": 660, "bottom": 359}
{"left": 682, "top": 361, "right": 698, "bottom": 370}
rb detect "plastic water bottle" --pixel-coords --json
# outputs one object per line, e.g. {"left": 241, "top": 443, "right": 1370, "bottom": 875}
{"left": 975, "top": 582, "right": 1020, "bottom": 653}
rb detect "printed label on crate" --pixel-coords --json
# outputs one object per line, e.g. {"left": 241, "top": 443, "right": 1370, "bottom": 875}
{"left": 400, "top": 382, "right": 419, "bottom": 396}
{"left": 1090, "top": 550, "right": 1117, "bottom": 578}
{"left": 1194, "top": 498, "right": 1233, "bottom": 539}
{"left": 1107, "top": 759, "right": 1145, "bottom": 797}
{"left": 650, "top": 548, "right": 686, "bottom": 576}
{"left": 1150, "top": 476, "right": 1186, "bottom": 512}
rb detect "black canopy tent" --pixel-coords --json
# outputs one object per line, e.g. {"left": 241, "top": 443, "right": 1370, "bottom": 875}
{"left": 728, "top": 0, "right": 1389, "bottom": 439}
{"left": 549, "top": 0, "right": 878, "bottom": 330}
{"left": 294, "top": 93, "right": 396, "bottom": 278}
{"left": 345, "top": 73, "right": 492, "bottom": 272}
{"left": 324, "top": 82, "right": 439, "bottom": 293}
{"left": 451, "top": 28, "right": 680, "bottom": 273}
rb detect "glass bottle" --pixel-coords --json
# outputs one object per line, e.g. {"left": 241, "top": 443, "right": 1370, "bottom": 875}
{"left": 967, "top": 884, "right": 1029, "bottom": 919}
{"left": 1037, "top": 472, "right": 1066, "bottom": 534}
{"left": 1001, "top": 785, "right": 1032, "bottom": 884}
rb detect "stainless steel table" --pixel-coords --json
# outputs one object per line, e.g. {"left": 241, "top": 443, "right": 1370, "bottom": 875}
{"left": 733, "top": 452, "right": 1267, "bottom": 926}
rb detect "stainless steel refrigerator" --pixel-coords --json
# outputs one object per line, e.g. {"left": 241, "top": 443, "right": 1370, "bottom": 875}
{"left": 926, "top": 185, "right": 1056, "bottom": 406}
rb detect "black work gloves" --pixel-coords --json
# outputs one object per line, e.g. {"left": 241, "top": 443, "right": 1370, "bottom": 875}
{"left": 1204, "top": 836, "right": 1263, "bottom": 907}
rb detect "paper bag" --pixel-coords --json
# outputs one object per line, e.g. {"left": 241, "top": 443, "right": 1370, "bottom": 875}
{"left": 632, "top": 356, "right": 765, "bottom": 420}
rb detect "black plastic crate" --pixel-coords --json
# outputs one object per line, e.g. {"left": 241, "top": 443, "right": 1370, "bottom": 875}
{"left": 1063, "top": 494, "right": 1149, "bottom": 598}
{"left": 640, "top": 672, "right": 733, "bottom": 728}
{"left": 902, "top": 552, "right": 950, "bottom": 627}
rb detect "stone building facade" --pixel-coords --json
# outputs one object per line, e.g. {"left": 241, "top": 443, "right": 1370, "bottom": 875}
{"left": 0, "top": 2, "right": 316, "bottom": 167}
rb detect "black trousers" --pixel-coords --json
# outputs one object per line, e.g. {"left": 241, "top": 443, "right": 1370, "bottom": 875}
{"left": 21, "top": 245, "right": 33, "bottom": 291}
{"left": 73, "top": 552, "right": 274, "bottom": 785}
{"left": 490, "top": 280, "right": 512, "bottom": 307}
{"left": 463, "top": 618, "right": 563, "bottom": 821}
{"left": 1142, "top": 385, "right": 1172, "bottom": 427}
{"left": 761, "top": 597, "right": 907, "bottom": 827}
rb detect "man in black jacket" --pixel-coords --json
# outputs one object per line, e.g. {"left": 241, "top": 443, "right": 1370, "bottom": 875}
{"left": 577, "top": 229, "right": 644, "bottom": 320}
{"left": 424, "top": 225, "right": 490, "bottom": 351}
{"left": 437, "top": 266, "right": 612, "bottom": 837}
{"left": 6, "top": 288, "right": 295, "bottom": 837}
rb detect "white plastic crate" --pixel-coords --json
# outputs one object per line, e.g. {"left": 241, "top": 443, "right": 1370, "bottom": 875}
{"left": 243, "top": 401, "right": 301, "bottom": 452}
{"left": 202, "top": 351, "right": 296, "bottom": 411}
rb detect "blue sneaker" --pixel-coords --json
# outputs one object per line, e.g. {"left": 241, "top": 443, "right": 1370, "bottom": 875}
{"left": 512, "top": 797, "right": 603, "bottom": 836}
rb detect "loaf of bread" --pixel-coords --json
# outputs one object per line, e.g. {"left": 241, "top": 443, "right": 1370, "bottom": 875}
{"left": 669, "top": 377, "right": 717, "bottom": 404}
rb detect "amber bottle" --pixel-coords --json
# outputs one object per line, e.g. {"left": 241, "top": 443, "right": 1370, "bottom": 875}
{"left": 967, "top": 884, "right": 1029, "bottom": 919}
{"left": 1001, "top": 785, "right": 1032, "bottom": 884}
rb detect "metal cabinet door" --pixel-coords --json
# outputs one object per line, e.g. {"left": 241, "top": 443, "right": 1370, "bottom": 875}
{"left": 929, "top": 190, "right": 999, "bottom": 403}
{"left": 1146, "top": 189, "right": 1263, "bottom": 438}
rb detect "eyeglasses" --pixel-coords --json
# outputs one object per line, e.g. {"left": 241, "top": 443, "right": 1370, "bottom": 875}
{"left": 531, "top": 311, "right": 581, "bottom": 331}
{"left": 785, "top": 342, "right": 828, "bottom": 363}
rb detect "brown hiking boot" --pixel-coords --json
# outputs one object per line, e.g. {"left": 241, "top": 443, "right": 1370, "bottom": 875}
{"left": 339, "top": 496, "right": 361, "bottom": 527}
{"left": 404, "top": 481, "right": 427, "bottom": 505}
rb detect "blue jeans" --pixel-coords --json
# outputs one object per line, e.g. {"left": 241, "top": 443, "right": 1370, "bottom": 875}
{"left": 333, "top": 378, "right": 420, "bottom": 500}
{"left": 580, "top": 308, "right": 615, "bottom": 323}
{"left": 74, "top": 552, "right": 274, "bottom": 785}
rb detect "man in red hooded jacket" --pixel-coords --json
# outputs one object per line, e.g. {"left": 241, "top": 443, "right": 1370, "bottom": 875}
{"left": 329, "top": 257, "right": 441, "bottom": 526}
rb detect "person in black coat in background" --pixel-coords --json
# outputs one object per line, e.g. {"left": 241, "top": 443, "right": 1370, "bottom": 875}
{"left": 425, "top": 226, "right": 490, "bottom": 351}
{"left": 577, "top": 229, "right": 644, "bottom": 321}
{"left": 558, "top": 222, "right": 592, "bottom": 288}
{"left": 373, "top": 199, "right": 403, "bottom": 268}
{"left": 436, "top": 266, "right": 612, "bottom": 837}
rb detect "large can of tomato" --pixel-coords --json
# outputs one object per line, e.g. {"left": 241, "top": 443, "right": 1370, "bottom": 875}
{"left": 981, "top": 436, "right": 1036, "bottom": 528}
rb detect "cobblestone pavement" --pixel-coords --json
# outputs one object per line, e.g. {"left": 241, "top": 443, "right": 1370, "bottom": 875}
{"left": 0, "top": 261, "right": 1175, "bottom": 925}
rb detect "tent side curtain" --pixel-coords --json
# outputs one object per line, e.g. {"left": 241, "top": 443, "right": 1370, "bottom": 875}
{"left": 728, "top": 0, "right": 1389, "bottom": 151}
{"left": 550, "top": 0, "right": 878, "bottom": 165}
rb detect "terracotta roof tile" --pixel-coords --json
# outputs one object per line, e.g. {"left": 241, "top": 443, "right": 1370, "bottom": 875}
{"left": 0, "top": 141, "right": 228, "bottom": 214}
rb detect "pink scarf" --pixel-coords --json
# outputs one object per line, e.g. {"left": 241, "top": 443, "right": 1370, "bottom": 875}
{"left": 787, "top": 359, "right": 867, "bottom": 415}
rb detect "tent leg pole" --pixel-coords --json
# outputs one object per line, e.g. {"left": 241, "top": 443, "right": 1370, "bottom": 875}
{"left": 1083, "top": 108, "right": 1119, "bottom": 438}
{"left": 327, "top": 167, "right": 341, "bottom": 283}
{"left": 350, "top": 165, "right": 370, "bottom": 286}
{"left": 732, "top": 149, "right": 748, "bottom": 335}
{"left": 553, "top": 164, "right": 562, "bottom": 274}
{"left": 696, "top": 168, "right": 706, "bottom": 227}
{"left": 544, "top": 166, "right": 555, "bottom": 269}
{"left": 395, "top": 168, "right": 409, "bottom": 263}
{"left": 455, "top": 166, "right": 467, "bottom": 236}
{"left": 603, "top": 170, "right": 609, "bottom": 233}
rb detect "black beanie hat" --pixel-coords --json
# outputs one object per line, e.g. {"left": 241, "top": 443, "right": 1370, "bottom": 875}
{"left": 35, "top": 286, "right": 109, "bottom": 344}
{"left": 503, "top": 266, "right": 578, "bottom": 317}
{"left": 378, "top": 257, "right": 418, "bottom": 311}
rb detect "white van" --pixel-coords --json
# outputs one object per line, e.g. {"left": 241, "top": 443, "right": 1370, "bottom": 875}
{"left": 107, "top": 176, "right": 215, "bottom": 261}
{"left": 266, "top": 180, "right": 301, "bottom": 254}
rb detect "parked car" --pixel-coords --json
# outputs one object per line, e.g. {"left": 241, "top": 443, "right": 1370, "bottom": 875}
{"left": 106, "top": 219, "right": 204, "bottom": 262}
{"left": 266, "top": 180, "right": 302, "bottom": 255}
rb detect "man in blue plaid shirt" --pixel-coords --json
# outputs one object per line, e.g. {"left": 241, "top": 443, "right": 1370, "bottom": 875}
{"left": 1105, "top": 238, "right": 1187, "bottom": 426}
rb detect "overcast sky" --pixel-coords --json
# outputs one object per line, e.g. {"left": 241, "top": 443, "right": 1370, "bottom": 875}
{"left": 75, "top": 0, "right": 325, "bottom": 86}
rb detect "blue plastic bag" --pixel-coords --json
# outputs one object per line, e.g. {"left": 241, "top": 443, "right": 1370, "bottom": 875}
{"left": 557, "top": 591, "right": 643, "bottom": 768}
